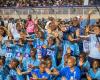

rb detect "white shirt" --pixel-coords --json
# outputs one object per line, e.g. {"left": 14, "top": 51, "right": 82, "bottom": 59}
{"left": 8, "top": 23, "right": 20, "bottom": 40}
{"left": 45, "top": 21, "right": 51, "bottom": 30}
{"left": 89, "top": 34, "right": 100, "bottom": 59}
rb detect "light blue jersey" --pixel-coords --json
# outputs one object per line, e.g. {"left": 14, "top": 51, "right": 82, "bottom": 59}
{"left": 46, "top": 44, "right": 58, "bottom": 67}
{"left": 22, "top": 57, "right": 40, "bottom": 71}
{"left": 88, "top": 68, "right": 100, "bottom": 79}
{"left": 6, "top": 69, "right": 24, "bottom": 80}
{"left": 0, "top": 66, "right": 5, "bottom": 80}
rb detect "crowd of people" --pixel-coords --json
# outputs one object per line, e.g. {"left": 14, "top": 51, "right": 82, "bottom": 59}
{"left": 0, "top": 0, "right": 99, "bottom": 7}
{"left": 0, "top": 10, "right": 100, "bottom": 80}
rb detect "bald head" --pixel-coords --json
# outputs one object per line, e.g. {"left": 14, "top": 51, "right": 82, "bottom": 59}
{"left": 67, "top": 56, "right": 76, "bottom": 68}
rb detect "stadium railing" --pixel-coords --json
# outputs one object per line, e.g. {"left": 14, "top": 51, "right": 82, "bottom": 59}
{"left": 0, "top": 6, "right": 100, "bottom": 19}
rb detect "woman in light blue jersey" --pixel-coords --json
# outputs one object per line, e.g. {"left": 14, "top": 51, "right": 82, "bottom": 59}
{"left": 46, "top": 37, "right": 58, "bottom": 67}
{"left": 77, "top": 52, "right": 90, "bottom": 79}
{"left": 34, "top": 31, "right": 48, "bottom": 58}
{"left": 87, "top": 60, "right": 100, "bottom": 80}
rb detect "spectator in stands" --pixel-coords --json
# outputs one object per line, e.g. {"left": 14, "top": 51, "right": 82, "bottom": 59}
{"left": 22, "top": 48, "right": 40, "bottom": 71}
{"left": 0, "top": 16, "right": 4, "bottom": 26}
{"left": 87, "top": 60, "right": 100, "bottom": 80}
{"left": 20, "top": 48, "right": 40, "bottom": 80}
{"left": 88, "top": 25, "right": 100, "bottom": 63}
{"left": 78, "top": 52, "right": 90, "bottom": 79}
{"left": 0, "top": 0, "right": 99, "bottom": 7}
{"left": 16, "top": 19, "right": 25, "bottom": 33}
{"left": 4, "top": 58, "right": 24, "bottom": 80}
{"left": 0, "top": 27, "right": 8, "bottom": 43}
{"left": 57, "top": 52, "right": 71, "bottom": 70}
{"left": 30, "top": 61, "right": 50, "bottom": 80}
{"left": 0, "top": 56, "right": 5, "bottom": 80}
{"left": 26, "top": 15, "right": 35, "bottom": 35}
{"left": 80, "top": 25, "right": 100, "bottom": 64}
{"left": 46, "top": 37, "right": 58, "bottom": 67}
{"left": 0, "top": 9, "right": 100, "bottom": 80}
{"left": 55, "top": 56, "right": 81, "bottom": 80}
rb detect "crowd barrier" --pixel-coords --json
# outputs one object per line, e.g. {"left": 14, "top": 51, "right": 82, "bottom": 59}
{"left": 0, "top": 6, "right": 100, "bottom": 19}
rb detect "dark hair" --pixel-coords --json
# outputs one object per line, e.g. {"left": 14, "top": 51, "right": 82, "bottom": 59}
{"left": 31, "top": 48, "right": 37, "bottom": 54}
{"left": 28, "top": 14, "right": 32, "bottom": 19}
{"left": 92, "top": 60, "right": 99, "bottom": 65}
{"left": 12, "top": 58, "right": 19, "bottom": 67}
{"left": 43, "top": 55, "right": 51, "bottom": 60}
{"left": 48, "top": 17, "right": 54, "bottom": 21}
{"left": 30, "top": 48, "right": 37, "bottom": 59}
{"left": 79, "top": 52, "right": 87, "bottom": 62}
{"left": 64, "top": 53, "right": 71, "bottom": 59}
{"left": 0, "top": 56, "right": 5, "bottom": 64}
{"left": 40, "top": 61, "right": 46, "bottom": 66}
{"left": 93, "top": 24, "right": 100, "bottom": 28}
{"left": 91, "top": 60, "right": 100, "bottom": 68}
{"left": 96, "top": 19, "right": 100, "bottom": 25}
{"left": 0, "top": 27, "right": 7, "bottom": 37}
{"left": 48, "top": 37, "right": 56, "bottom": 45}
{"left": 38, "top": 31, "right": 45, "bottom": 39}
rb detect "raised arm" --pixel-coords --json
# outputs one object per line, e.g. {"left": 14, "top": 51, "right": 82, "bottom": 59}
{"left": 86, "top": 10, "right": 93, "bottom": 26}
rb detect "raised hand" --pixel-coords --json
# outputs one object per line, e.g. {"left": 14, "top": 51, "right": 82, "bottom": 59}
{"left": 88, "top": 10, "right": 93, "bottom": 15}
{"left": 45, "top": 68, "right": 51, "bottom": 74}
{"left": 86, "top": 73, "right": 92, "bottom": 80}
{"left": 53, "top": 32, "right": 59, "bottom": 38}
{"left": 85, "top": 26, "right": 90, "bottom": 33}
{"left": 19, "top": 55, "right": 23, "bottom": 62}
{"left": 28, "top": 64, "right": 35, "bottom": 69}
{"left": 42, "top": 45, "right": 47, "bottom": 48}
{"left": 16, "top": 68, "right": 22, "bottom": 75}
